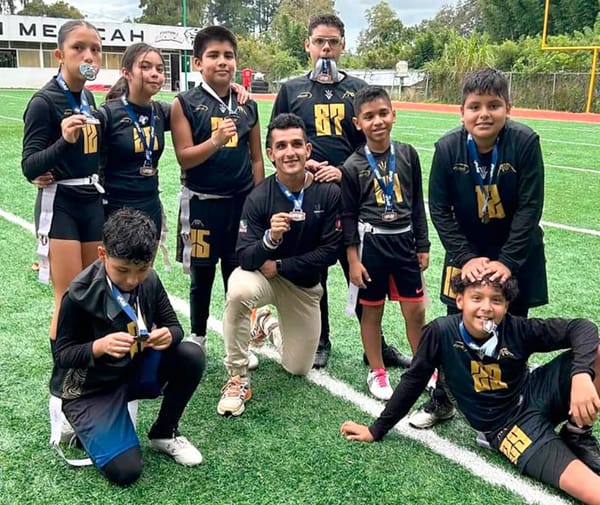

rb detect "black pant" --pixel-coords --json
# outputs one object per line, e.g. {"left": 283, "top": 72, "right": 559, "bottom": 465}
{"left": 102, "top": 341, "right": 205, "bottom": 486}
{"left": 190, "top": 262, "right": 236, "bottom": 335}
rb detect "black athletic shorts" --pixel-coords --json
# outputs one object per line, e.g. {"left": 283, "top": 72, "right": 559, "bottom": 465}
{"left": 36, "top": 185, "right": 104, "bottom": 242}
{"left": 486, "top": 351, "right": 576, "bottom": 487}
{"left": 176, "top": 193, "right": 246, "bottom": 267}
{"left": 359, "top": 230, "right": 424, "bottom": 304}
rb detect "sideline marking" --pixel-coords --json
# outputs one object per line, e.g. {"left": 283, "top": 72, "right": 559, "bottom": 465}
{"left": 0, "top": 209, "right": 579, "bottom": 505}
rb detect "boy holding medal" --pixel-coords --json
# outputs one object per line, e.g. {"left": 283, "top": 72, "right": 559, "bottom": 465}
{"left": 50, "top": 209, "right": 205, "bottom": 485}
{"left": 341, "top": 86, "right": 429, "bottom": 400}
{"left": 411, "top": 67, "right": 548, "bottom": 428}
{"left": 216, "top": 113, "right": 342, "bottom": 417}
{"left": 171, "top": 26, "right": 264, "bottom": 348}
{"left": 341, "top": 274, "right": 600, "bottom": 505}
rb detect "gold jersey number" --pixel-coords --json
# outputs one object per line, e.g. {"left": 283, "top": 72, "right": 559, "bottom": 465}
{"left": 314, "top": 103, "right": 344, "bottom": 136}
{"left": 471, "top": 361, "right": 508, "bottom": 393}
{"left": 475, "top": 184, "right": 505, "bottom": 220}
{"left": 133, "top": 126, "right": 161, "bottom": 153}
{"left": 210, "top": 117, "right": 238, "bottom": 147}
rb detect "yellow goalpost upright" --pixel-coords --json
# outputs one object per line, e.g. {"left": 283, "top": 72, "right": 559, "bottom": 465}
{"left": 542, "top": 0, "right": 599, "bottom": 112}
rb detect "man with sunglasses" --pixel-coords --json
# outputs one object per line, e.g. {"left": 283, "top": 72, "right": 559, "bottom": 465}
{"left": 269, "top": 14, "right": 410, "bottom": 370}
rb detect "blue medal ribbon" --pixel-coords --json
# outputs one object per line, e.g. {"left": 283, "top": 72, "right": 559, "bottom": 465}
{"left": 364, "top": 143, "right": 396, "bottom": 212}
{"left": 120, "top": 95, "right": 156, "bottom": 169}
{"left": 459, "top": 321, "right": 498, "bottom": 359}
{"left": 109, "top": 280, "right": 148, "bottom": 339}
{"left": 466, "top": 134, "right": 499, "bottom": 219}
{"left": 56, "top": 73, "right": 94, "bottom": 117}
{"left": 276, "top": 172, "right": 307, "bottom": 213}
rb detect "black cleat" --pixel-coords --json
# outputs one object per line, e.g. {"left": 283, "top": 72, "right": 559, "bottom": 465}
{"left": 363, "top": 344, "right": 412, "bottom": 369}
{"left": 313, "top": 341, "right": 331, "bottom": 369}
{"left": 560, "top": 422, "right": 600, "bottom": 474}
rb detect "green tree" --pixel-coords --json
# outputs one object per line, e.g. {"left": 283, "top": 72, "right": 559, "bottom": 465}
{"left": 17, "top": 0, "right": 83, "bottom": 17}
{"left": 356, "top": 1, "right": 413, "bottom": 69}
{"left": 207, "top": 0, "right": 255, "bottom": 36}
{"left": 424, "top": 0, "right": 483, "bottom": 37}
{"left": 254, "top": 0, "right": 281, "bottom": 34}
{"left": 549, "top": 0, "right": 600, "bottom": 35}
{"left": 1, "top": 0, "right": 17, "bottom": 15}
{"left": 137, "top": 0, "right": 209, "bottom": 27}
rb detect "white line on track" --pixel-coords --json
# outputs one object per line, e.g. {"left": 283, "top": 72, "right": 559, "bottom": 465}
{"left": 0, "top": 208, "right": 569, "bottom": 505}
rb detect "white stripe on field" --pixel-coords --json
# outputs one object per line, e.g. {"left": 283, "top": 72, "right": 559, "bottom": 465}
{"left": 541, "top": 220, "right": 600, "bottom": 237}
{"left": 168, "top": 292, "right": 568, "bottom": 505}
{"left": 0, "top": 207, "right": 572, "bottom": 504}
{"left": 0, "top": 114, "right": 21, "bottom": 122}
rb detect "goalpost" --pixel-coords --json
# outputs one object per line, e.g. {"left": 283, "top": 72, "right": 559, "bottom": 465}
{"left": 541, "top": 0, "right": 599, "bottom": 113}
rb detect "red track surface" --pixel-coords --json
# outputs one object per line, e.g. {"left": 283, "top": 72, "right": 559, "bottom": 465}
{"left": 252, "top": 93, "right": 600, "bottom": 124}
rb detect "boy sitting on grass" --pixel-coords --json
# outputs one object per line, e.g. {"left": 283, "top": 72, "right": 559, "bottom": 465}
{"left": 50, "top": 208, "right": 205, "bottom": 486}
{"left": 341, "top": 274, "right": 600, "bottom": 505}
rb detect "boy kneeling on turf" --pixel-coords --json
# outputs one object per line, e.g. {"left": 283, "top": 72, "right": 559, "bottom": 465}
{"left": 50, "top": 208, "right": 205, "bottom": 486}
{"left": 341, "top": 274, "right": 600, "bottom": 505}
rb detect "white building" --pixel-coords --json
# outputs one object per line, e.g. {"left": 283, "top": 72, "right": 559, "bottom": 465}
{"left": 0, "top": 15, "right": 202, "bottom": 90}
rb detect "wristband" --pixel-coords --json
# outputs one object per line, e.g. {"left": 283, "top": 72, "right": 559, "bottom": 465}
{"left": 275, "top": 259, "right": 283, "bottom": 274}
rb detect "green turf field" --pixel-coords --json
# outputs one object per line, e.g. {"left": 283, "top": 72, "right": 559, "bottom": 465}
{"left": 1, "top": 88, "right": 598, "bottom": 505}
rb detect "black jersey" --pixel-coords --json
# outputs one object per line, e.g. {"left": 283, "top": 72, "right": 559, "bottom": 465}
{"left": 271, "top": 72, "right": 367, "bottom": 166}
{"left": 429, "top": 120, "right": 547, "bottom": 308}
{"left": 369, "top": 314, "right": 599, "bottom": 439}
{"left": 22, "top": 77, "right": 101, "bottom": 183}
{"left": 237, "top": 175, "right": 342, "bottom": 288}
{"left": 176, "top": 86, "right": 258, "bottom": 196}
{"left": 341, "top": 142, "right": 429, "bottom": 252}
{"left": 99, "top": 99, "right": 169, "bottom": 202}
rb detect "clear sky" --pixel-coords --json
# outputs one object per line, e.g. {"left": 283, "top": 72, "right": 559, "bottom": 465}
{"left": 54, "top": 0, "right": 458, "bottom": 51}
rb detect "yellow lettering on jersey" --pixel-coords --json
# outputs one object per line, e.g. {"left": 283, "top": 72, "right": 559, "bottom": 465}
{"left": 499, "top": 425, "right": 532, "bottom": 464}
{"left": 133, "top": 127, "right": 161, "bottom": 153}
{"left": 471, "top": 361, "right": 508, "bottom": 392}
{"left": 373, "top": 173, "right": 403, "bottom": 206}
{"left": 442, "top": 266, "right": 461, "bottom": 298}
{"left": 127, "top": 321, "right": 142, "bottom": 358}
{"left": 191, "top": 228, "right": 210, "bottom": 258}
{"left": 314, "top": 103, "right": 345, "bottom": 136}
{"left": 210, "top": 117, "right": 239, "bottom": 147}
{"left": 82, "top": 124, "right": 98, "bottom": 154}
{"left": 475, "top": 184, "right": 505, "bottom": 220}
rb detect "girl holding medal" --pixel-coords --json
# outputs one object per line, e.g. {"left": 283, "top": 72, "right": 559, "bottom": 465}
{"left": 99, "top": 42, "right": 169, "bottom": 237}
{"left": 22, "top": 19, "right": 105, "bottom": 340}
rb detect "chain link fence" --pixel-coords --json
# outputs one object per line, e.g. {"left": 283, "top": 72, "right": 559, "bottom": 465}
{"left": 400, "top": 72, "right": 600, "bottom": 113}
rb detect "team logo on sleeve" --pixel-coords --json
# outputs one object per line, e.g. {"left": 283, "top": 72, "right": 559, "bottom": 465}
{"left": 453, "top": 163, "right": 469, "bottom": 173}
{"left": 194, "top": 104, "right": 209, "bottom": 112}
{"left": 297, "top": 92, "right": 312, "bottom": 99}
{"left": 342, "top": 91, "right": 355, "bottom": 99}
{"left": 239, "top": 219, "right": 248, "bottom": 234}
{"left": 498, "top": 162, "right": 516, "bottom": 175}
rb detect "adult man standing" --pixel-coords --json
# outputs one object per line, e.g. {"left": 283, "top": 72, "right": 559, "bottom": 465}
{"left": 216, "top": 113, "right": 342, "bottom": 417}
{"left": 269, "top": 14, "right": 408, "bottom": 369}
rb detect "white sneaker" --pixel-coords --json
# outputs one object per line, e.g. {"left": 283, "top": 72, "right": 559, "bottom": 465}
{"left": 189, "top": 334, "right": 207, "bottom": 353}
{"left": 217, "top": 375, "right": 252, "bottom": 417}
{"left": 367, "top": 369, "right": 393, "bottom": 401}
{"left": 149, "top": 435, "right": 203, "bottom": 466}
{"left": 247, "top": 350, "right": 259, "bottom": 371}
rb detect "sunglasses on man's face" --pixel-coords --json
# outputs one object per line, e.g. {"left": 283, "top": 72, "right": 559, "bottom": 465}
{"left": 309, "top": 37, "right": 342, "bottom": 48}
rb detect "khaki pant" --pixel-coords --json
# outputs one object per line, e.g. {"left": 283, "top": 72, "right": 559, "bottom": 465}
{"left": 223, "top": 267, "right": 323, "bottom": 377}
